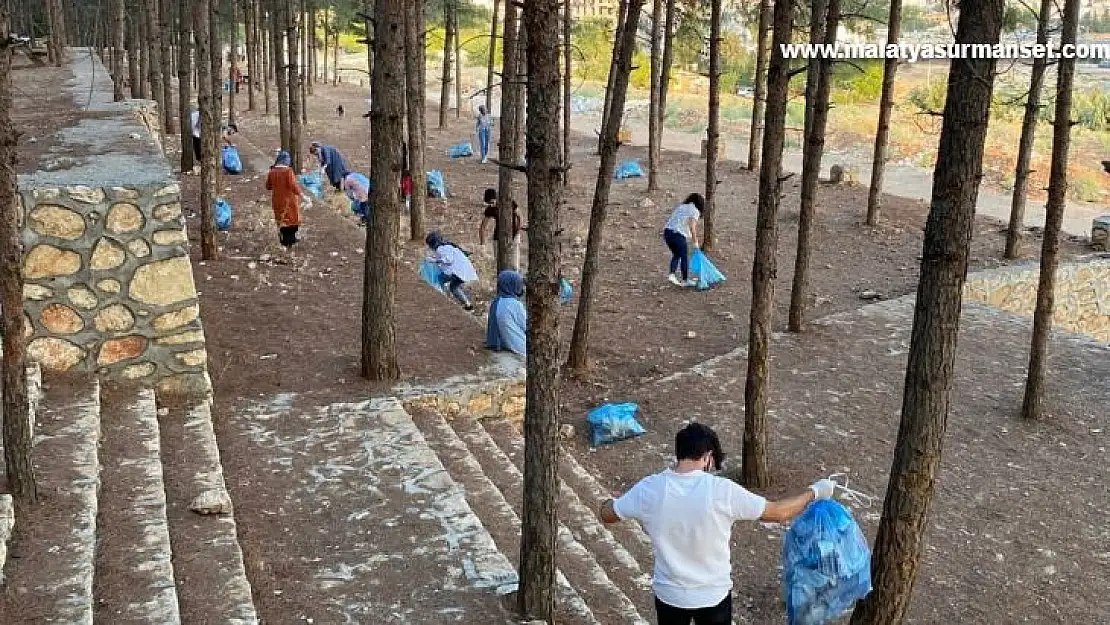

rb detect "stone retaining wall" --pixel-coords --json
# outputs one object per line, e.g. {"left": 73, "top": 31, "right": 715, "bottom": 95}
{"left": 963, "top": 258, "right": 1110, "bottom": 343}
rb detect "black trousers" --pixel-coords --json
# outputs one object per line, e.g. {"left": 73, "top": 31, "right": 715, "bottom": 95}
{"left": 654, "top": 594, "right": 732, "bottom": 625}
{"left": 279, "top": 225, "right": 299, "bottom": 248}
{"left": 191, "top": 135, "right": 202, "bottom": 162}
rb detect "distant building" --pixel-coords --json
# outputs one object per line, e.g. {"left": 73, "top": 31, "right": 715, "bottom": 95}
{"left": 569, "top": 0, "right": 620, "bottom": 21}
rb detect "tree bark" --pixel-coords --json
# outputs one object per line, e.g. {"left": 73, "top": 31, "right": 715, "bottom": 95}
{"left": 138, "top": 8, "right": 150, "bottom": 98}
{"left": 307, "top": 1, "right": 315, "bottom": 94}
{"left": 496, "top": 0, "right": 523, "bottom": 272}
{"left": 405, "top": 0, "right": 427, "bottom": 241}
{"left": 486, "top": 0, "right": 500, "bottom": 113}
{"left": 271, "top": 4, "right": 291, "bottom": 151}
{"left": 160, "top": 0, "right": 174, "bottom": 134}
{"left": 599, "top": 0, "right": 628, "bottom": 152}
{"left": 128, "top": 11, "right": 142, "bottom": 98}
{"left": 741, "top": 0, "right": 794, "bottom": 489}
{"left": 566, "top": 0, "right": 645, "bottom": 372}
{"left": 848, "top": 0, "right": 1005, "bottom": 622}
{"left": 229, "top": 0, "right": 239, "bottom": 126}
{"left": 321, "top": 5, "right": 329, "bottom": 84}
{"left": 195, "top": 0, "right": 219, "bottom": 261}
{"left": 0, "top": 5, "right": 37, "bottom": 513}
{"left": 747, "top": 0, "right": 771, "bottom": 171}
{"left": 562, "top": 0, "right": 572, "bottom": 185}
{"left": 263, "top": 4, "right": 272, "bottom": 113}
{"left": 1005, "top": 0, "right": 1053, "bottom": 259}
{"left": 657, "top": 0, "right": 676, "bottom": 148}
{"left": 865, "top": 0, "right": 902, "bottom": 225}
{"left": 1022, "top": 0, "right": 1077, "bottom": 421}
{"left": 439, "top": 2, "right": 454, "bottom": 129}
{"left": 518, "top": 0, "right": 563, "bottom": 617}
{"left": 177, "top": 0, "right": 194, "bottom": 172}
{"left": 647, "top": 0, "right": 662, "bottom": 191}
{"left": 361, "top": 0, "right": 405, "bottom": 381}
{"left": 144, "top": 0, "right": 167, "bottom": 133}
{"left": 702, "top": 0, "right": 721, "bottom": 251}
{"left": 299, "top": 0, "right": 308, "bottom": 124}
{"left": 789, "top": 0, "right": 837, "bottom": 332}
{"left": 453, "top": 1, "right": 462, "bottom": 119}
{"left": 112, "top": 0, "right": 127, "bottom": 100}
{"left": 286, "top": 0, "right": 303, "bottom": 171}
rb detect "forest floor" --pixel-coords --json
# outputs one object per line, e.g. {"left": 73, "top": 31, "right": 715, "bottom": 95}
{"left": 173, "top": 82, "right": 1109, "bottom": 623}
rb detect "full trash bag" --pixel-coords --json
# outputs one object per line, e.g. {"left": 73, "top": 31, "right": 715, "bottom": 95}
{"left": 419, "top": 258, "right": 445, "bottom": 292}
{"left": 615, "top": 160, "right": 644, "bottom": 179}
{"left": 782, "top": 499, "right": 872, "bottom": 625}
{"left": 427, "top": 170, "right": 449, "bottom": 198}
{"left": 298, "top": 172, "right": 323, "bottom": 199}
{"left": 221, "top": 145, "right": 243, "bottom": 174}
{"left": 559, "top": 278, "right": 574, "bottom": 305}
{"left": 689, "top": 249, "right": 726, "bottom": 290}
{"left": 586, "top": 403, "right": 646, "bottom": 447}
{"left": 214, "top": 198, "right": 232, "bottom": 231}
{"left": 447, "top": 142, "right": 474, "bottom": 158}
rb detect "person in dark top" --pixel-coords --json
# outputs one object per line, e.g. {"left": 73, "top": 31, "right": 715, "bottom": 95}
{"left": 479, "top": 188, "right": 524, "bottom": 271}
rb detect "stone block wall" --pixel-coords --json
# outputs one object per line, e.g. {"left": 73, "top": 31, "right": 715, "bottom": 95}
{"left": 963, "top": 258, "right": 1110, "bottom": 343}
{"left": 19, "top": 183, "right": 212, "bottom": 397}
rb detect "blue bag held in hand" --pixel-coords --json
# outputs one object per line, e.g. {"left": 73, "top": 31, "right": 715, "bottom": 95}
{"left": 221, "top": 145, "right": 243, "bottom": 174}
{"left": 559, "top": 278, "right": 574, "bottom": 305}
{"left": 447, "top": 142, "right": 474, "bottom": 158}
{"left": 427, "top": 170, "right": 449, "bottom": 198}
{"left": 298, "top": 172, "right": 323, "bottom": 199}
{"left": 783, "top": 499, "right": 872, "bottom": 625}
{"left": 689, "top": 249, "right": 726, "bottom": 290}
{"left": 586, "top": 403, "right": 646, "bottom": 447}
{"left": 214, "top": 198, "right": 232, "bottom": 231}
{"left": 419, "top": 259, "right": 445, "bottom": 292}
{"left": 615, "top": 160, "right": 644, "bottom": 179}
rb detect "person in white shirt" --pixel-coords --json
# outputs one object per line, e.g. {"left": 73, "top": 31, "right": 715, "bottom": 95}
{"left": 663, "top": 193, "right": 705, "bottom": 287}
{"left": 601, "top": 423, "right": 836, "bottom": 625}
{"left": 425, "top": 231, "right": 478, "bottom": 311}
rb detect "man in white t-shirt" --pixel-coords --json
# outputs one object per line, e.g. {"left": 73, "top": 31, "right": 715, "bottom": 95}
{"left": 601, "top": 423, "right": 836, "bottom": 625}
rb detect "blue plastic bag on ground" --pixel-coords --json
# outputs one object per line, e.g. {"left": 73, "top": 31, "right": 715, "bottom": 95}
{"left": 586, "top": 403, "right": 646, "bottom": 447}
{"left": 783, "top": 500, "right": 872, "bottom": 625}
{"left": 615, "top": 160, "right": 644, "bottom": 179}
{"left": 222, "top": 145, "right": 243, "bottom": 174}
{"left": 214, "top": 198, "right": 232, "bottom": 231}
{"left": 689, "top": 249, "right": 726, "bottom": 290}
{"left": 298, "top": 172, "right": 323, "bottom": 199}
{"left": 448, "top": 142, "right": 474, "bottom": 158}
{"left": 559, "top": 278, "right": 574, "bottom": 305}
{"left": 419, "top": 259, "right": 445, "bottom": 292}
{"left": 427, "top": 170, "right": 448, "bottom": 198}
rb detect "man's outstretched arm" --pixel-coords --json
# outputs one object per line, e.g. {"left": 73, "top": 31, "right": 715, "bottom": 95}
{"left": 760, "top": 479, "right": 836, "bottom": 523}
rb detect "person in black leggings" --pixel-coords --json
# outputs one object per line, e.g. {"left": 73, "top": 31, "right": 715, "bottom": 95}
{"left": 663, "top": 193, "right": 704, "bottom": 287}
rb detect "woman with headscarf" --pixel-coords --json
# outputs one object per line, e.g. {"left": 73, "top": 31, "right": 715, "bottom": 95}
{"left": 309, "top": 141, "right": 350, "bottom": 190}
{"left": 425, "top": 231, "right": 478, "bottom": 311}
{"left": 265, "top": 151, "right": 303, "bottom": 250}
{"left": 486, "top": 271, "right": 527, "bottom": 356}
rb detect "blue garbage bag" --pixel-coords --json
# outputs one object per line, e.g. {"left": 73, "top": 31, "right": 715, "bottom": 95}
{"left": 298, "top": 172, "right": 323, "bottom": 199}
{"left": 427, "top": 170, "right": 448, "bottom": 198}
{"left": 783, "top": 499, "right": 872, "bottom": 625}
{"left": 615, "top": 160, "right": 644, "bottom": 179}
{"left": 689, "top": 249, "right": 726, "bottom": 290}
{"left": 559, "top": 278, "right": 574, "bottom": 305}
{"left": 419, "top": 258, "right": 445, "bottom": 292}
{"left": 447, "top": 142, "right": 474, "bottom": 158}
{"left": 222, "top": 145, "right": 243, "bottom": 174}
{"left": 214, "top": 198, "right": 232, "bottom": 231}
{"left": 586, "top": 403, "right": 646, "bottom": 447}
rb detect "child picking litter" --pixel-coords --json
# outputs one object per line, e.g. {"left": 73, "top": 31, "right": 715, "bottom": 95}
{"left": 265, "top": 151, "right": 303, "bottom": 254}
{"left": 425, "top": 231, "right": 478, "bottom": 312}
{"left": 663, "top": 193, "right": 704, "bottom": 287}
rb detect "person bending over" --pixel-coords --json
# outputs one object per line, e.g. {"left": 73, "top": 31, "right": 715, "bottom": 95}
{"left": 426, "top": 231, "right": 478, "bottom": 311}
{"left": 663, "top": 193, "right": 704, "bottom": 288}
{"left": 309, "top": 141, "right": 350, "bottom": 191}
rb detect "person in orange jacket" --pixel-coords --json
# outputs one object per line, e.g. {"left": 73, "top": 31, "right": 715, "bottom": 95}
{"left": 265, "top": 151, "right": 303, "bottom": 251}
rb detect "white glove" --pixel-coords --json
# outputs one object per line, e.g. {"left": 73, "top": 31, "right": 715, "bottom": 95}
{"left": 810, "top": 479, "right": 836, "bottom": 501}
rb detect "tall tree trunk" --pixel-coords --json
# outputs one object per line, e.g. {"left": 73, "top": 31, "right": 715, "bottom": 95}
{"left": 271, "top": 4, "right": 290, "bottom": 151}
{"left": 129, "top": 11, "right": 142, "bottom": 97}
{"left": 848, "top": 0, "right": 1005, "bottom": 621}
{"left": 47, "top": 0, "right": 66, "bottom": 65}
{"left": 0, "top": 4, "right": 37, "bottom": 514}
{"left": 702, "top": 0, "right": 721, "bottom": 251}
{"left": 453, "top": 1, "right": 462, "bottom": 119}
{"left": 741, "top": 0, "right": 794, "bottom": 489}
{"left": 647, "top": 0, "right": 662, "bottom": 191}
{"left": 138, "top": 9, "right": 150, "bottom": 98}
{"left": 566, "top": 0, "right": 644, "bottom": 372}
{"left": 160, "top": 0, "right": 174, "bottom": 134}
{"left": 486, "top": 0, "right": 500, "bottom": 113}
{"left": 307, "top": 1, "right": 315, "bottom": 94}
{"left": 1005, "top": 0, "right": 1053, "bottom": 259}
{"left": 286, "top": 0, "right": 302, "bottom": 169}
{"left": 518, "top": 0, "right": 563, "bottom": 617}
{"left": 747, "top": 0, "right": 771, "bottom": 171}
{"left": 562, "top": 0, "right": 571, "bottom": 185}
{"left": 263, "top": 5, "right": 272, "bottom": 113}
{"left": 145, "top": 0, "right": 167, "bottom": 133}
{"left": 332, "top": 26, "right": 338, "bottom": 85}
{"left": 801, "top": 0, "right": 826, "bottom": 159}
{"left": 112, "top": 0, "right": 127, "bottom": 100}
{"left": 178, "top": 0, "right": 194, "bottom": 172}
{"left": 439, "top": 2, "right": 454, "bottom": 128}
{"left": 865, "top": 0, "right": 902, "bottom": 225}
{"left": 229, "top": 0, "right": 239, "bottom": 126}
{"left": 195, "top": 0, "right": 219, "bottom": 261}
{"left": 321, "top": 6, "right": 328, "bottom": 84}
{"left": 299, "top": 0, "right": 308, "bottom": 123}
{"left": 244, "top": 0, "right": 256, "bottom": 111}
{"left": 789, "top": 0, "right": 837, "bottom": 332}
{"left": 1021, "top": 0, "right": 1077, "bottom": 421}
{"left": 405, "top": 0, "right": 427, "bottom": 241}
{"left": 362, "top": 0, "right": 404, "bottom": 381}
{"left": 657, "top": 0, "right": 676, "bottom": 148}
{"left": 599, "top": 0, "right": 628, "bottom": 152}
{"left": 496, "top": 0, "right": 522, "bottom": 272}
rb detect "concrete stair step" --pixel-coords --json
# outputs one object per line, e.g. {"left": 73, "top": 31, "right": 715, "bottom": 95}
{"left": 409, "top": 408, "right": 599, "bottom": 625}
{"left": 0, "top": 375, "right": 101, "bottom": 625}
{"left": 155, "top": 400, "right": 258, "bottom": 625}
{"left": 446, "top": 415, "right": 650, "bottom": 625}
{"left": 94, "top": 387, "right": 181, "bottom": 624}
